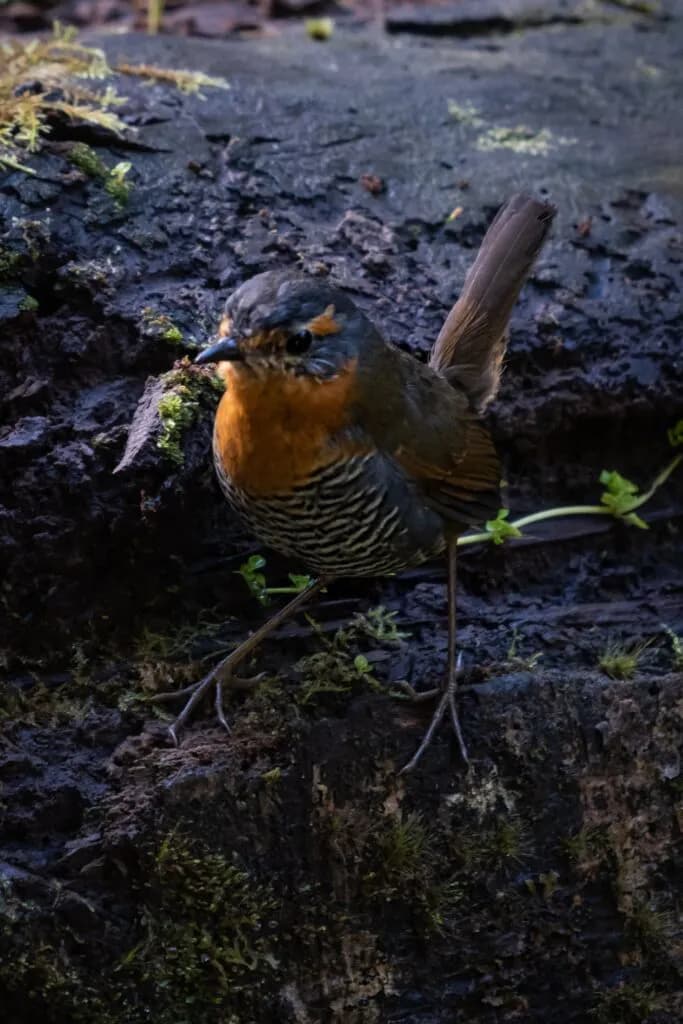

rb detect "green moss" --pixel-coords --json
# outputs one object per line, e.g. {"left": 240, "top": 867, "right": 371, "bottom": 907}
{"left": 0, "top": 832, "right": 278, "bottom": 1024}
{"left": 591, "top": 982, "right": 661, "bottom": 1023}
{"left": 0, "top": 679, "right": 94, "bottom": 727}
{"left": 293, "top": 605, "right": 408, "bottom": 709}
{"left": 68, "top": 142, "right": 108, "bottom": 178}
{"left": 453, "top": 814, "right": 533, "bottom": 874}
{"left": 153, "top": 366, "right": 224, "bottom": 466}
{"left": 140, "top": 308, "right": 185, "bottom": 344}
{"left": 0, "top": 878, "right": 111, "bottom": 1024}
{"left": 564, "top": 826, "right": 611, "bottom": 869}
{"left": 295, "top": 621, "right": 383, "bottom": 708}
{"left": 365, "top": 815, "right": 461, "bottom": 934}
{"left": 598, "top": 637, "right": 653, "bottom": 680}
{"left": 504, "top": 627, "right": 543, "bottom": 670}
{"left": 157, "top": 389, "right": 199, "bottom": 465}
{"left": 19, "top": 293, "right": 38, "bottom": 311}
{"left": 1, "top": 26, "right": 227, "bottom": 174}
{"left": 377, "top": 813, "right": 429, "bottom": 883}
{"left": 121, "top": 833, "right": 278, "bottom": 1022}
{"left": 627, "top": 900, "right": 675, "bottom": 954}
{"left": 0, "top": 246, "right": 22, "bottom": 279}
{"left": 351, "top": 605, "right": 409, "bottom": 643}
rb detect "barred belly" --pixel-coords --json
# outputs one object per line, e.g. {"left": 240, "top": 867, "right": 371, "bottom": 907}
{"left": 213, "top": 449, "right": 444, "bottom": 577}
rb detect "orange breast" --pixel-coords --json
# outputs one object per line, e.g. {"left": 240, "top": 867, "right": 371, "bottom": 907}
{"left": 214, "top": 360, "right": 365, "bottom": 496}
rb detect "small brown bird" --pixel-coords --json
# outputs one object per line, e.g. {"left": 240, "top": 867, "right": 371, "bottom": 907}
{"left": 160, "top": 194, "right": 555, "bottom": 769}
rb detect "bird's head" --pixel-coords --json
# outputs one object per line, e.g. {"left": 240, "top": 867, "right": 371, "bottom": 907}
{"left": 195, "top": 270, "right": 380, "bottom": 380}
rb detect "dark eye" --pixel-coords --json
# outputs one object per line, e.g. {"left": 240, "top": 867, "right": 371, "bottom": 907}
{"left": 286, "top": 329, "right": 313, "bottom": 355}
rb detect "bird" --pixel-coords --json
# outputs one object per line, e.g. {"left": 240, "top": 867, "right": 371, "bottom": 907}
{"left": 156, "top": 193, "right": 556, "bottom": 769}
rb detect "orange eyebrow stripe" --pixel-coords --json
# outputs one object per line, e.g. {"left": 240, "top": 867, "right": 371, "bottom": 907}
{"left": 308, "top": 305, "right": 341, "bottom": 336}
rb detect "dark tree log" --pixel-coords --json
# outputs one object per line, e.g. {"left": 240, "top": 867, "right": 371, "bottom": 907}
{"left": 1, "top": 12, "right": 682, "bottom": 1024}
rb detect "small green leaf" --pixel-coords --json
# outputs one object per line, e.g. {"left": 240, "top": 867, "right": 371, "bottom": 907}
{"left": 667, "top": 419, "right": 683, "bottom": 447}
{"left": 485, "top": 508, "right": 523, "bottom": 545}
{"left": 599, "top": 468, "right": 646, "bottom": 524}
{"left": 288, "top": 573, "right": 312, "bottom": 592}
{"left": 237, "top": 554, "right": 269, "bottom": 604}
{"left": 354, "top": 655, "right": 371, "bottom": 674}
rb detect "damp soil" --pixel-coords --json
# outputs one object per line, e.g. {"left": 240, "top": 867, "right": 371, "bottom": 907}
{"left": 1, "top": 9, "right": 682, "bottom": 1024}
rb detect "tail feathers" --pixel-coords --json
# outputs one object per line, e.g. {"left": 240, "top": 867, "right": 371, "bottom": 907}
{"left": 430, "top": 193, "right": 556, "bottom": 411}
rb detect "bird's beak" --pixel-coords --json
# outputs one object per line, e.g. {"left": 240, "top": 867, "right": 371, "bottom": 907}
{"left": 194, "top": 336, "right": 243, "bottom": 365}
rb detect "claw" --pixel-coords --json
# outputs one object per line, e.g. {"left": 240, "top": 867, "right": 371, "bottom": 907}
{"left": 399, "top": 651, "right": 468, "bottom": 774}
{"left": 142, "top": 577, "right": 327, "bottom": 744}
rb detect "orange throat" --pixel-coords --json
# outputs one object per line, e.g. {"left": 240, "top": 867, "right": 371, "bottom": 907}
{"left": 213, "top": 360, "right": 363, "bottom": 496}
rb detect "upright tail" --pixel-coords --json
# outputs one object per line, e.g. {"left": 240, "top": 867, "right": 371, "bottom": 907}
{"left": 430, "top": 194, "right": 556, "bottom": 412}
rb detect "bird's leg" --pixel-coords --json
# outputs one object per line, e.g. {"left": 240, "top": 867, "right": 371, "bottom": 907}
{"left": 151, "top": 577, "right": 328, "bottom": 745}
{"left": 400, "top": 541, "right": 469, "bottom": 774}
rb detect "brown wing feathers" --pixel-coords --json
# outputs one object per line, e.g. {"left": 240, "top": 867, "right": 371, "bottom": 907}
{"left": 431, "top": 193, "right": 556, "bottom": 412}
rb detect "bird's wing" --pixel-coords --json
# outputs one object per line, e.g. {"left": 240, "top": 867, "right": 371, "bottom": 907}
{"left": 355, "top": 347, "right": 501, "bottom": 531}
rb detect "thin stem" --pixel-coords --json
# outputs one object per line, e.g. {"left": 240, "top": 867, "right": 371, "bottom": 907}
{"left": 458, "top": 454, "right": 682, "bottom": 550}
{"left": 264, "top": 586, "right": 310, "bottom": 595}
{"left": 457, "top": 505, "right": 609, "bottom": 548}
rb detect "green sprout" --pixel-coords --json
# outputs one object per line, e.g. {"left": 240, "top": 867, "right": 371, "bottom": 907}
{"left": 459, "top": 455, "right": 682, "bottom": 550}
{"left": 485, "top": 508, "right": 522, "bottom": 545}
{"left": 237, "top": 554, "right": 312, "bottom": 606}
{"left": 506, "top": 627, "right": 542, "bottom": 670}
{"left": 105, "top": 160, "right": 132, "bottom": 205}
{"left": 68, "top": 143, "right": 133, "bottom": 206}
{"left": 598, "top": 469, "right": 646, "bottom": 528}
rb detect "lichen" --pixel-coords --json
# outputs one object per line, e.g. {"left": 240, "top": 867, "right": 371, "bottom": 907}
{"left": 476, "top": 124, "right": 574, "bottom": 156}
{"left": 447, "top": 99, "right": 484, "bottom": 127}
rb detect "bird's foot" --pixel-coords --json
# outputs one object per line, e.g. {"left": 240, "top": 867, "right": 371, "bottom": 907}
{"left": 150, "top": 662, "right": 266, "bottom": 746}
{"left": 399, "top": 652, "right": 469, "bottom": 774}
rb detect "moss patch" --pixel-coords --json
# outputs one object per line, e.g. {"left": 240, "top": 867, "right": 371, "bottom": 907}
{"left": 119, "top": 833, "right": 279, "bottom": 1023}
{"left": 155, "top": 362, "right": 224, "bottom": 466}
